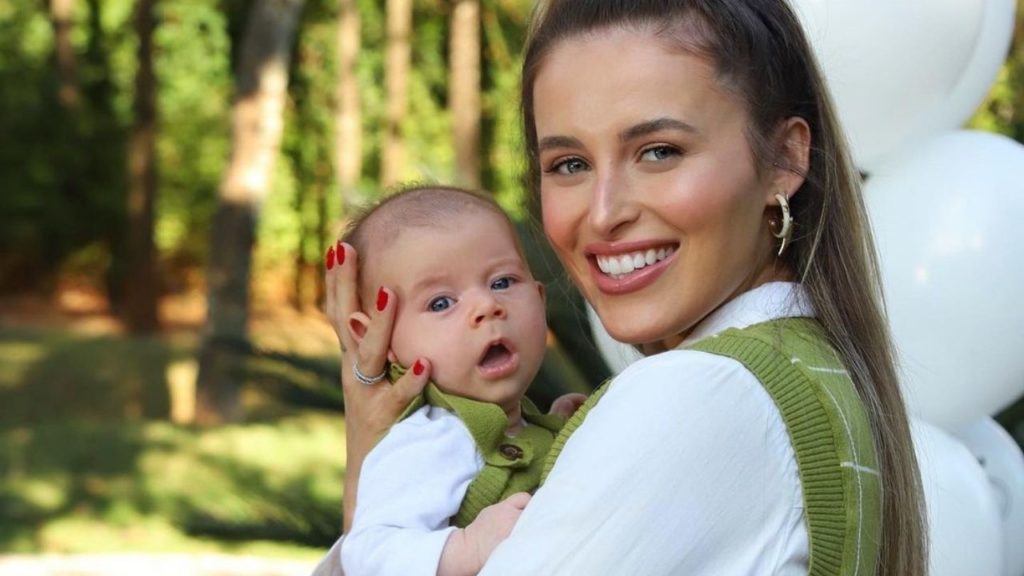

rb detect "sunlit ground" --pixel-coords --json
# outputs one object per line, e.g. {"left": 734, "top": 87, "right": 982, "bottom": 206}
{"left": 0, "top": 287, "right": 345, "bottom": 574}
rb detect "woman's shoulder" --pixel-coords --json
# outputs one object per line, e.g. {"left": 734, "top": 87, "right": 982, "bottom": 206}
{"left": 610, "top": 347, "right": 762, "bottom": 399}
{"left": 588, "top": 348, "right": 786, "bottom": 446}
{"left": 538, "top": 346, "right": 805, "bottom": 559}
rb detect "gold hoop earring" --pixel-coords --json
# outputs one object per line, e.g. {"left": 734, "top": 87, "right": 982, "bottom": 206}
{"left": 770, "top": 193, "right": 793, "bottom": 257}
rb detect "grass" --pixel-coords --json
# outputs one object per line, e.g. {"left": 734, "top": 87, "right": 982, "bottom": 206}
{"left": 0, "top": 322, "right": 346, "bottom": 558}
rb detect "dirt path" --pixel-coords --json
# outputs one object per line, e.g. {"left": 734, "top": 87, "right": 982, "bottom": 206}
{"left": 0, "top": 554, "right": 319, "bottom": 576}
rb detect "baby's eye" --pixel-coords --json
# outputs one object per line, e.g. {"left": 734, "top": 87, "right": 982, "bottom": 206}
{"left": 549, "top": 157, "right": 589, "bottom": 175}
{"left": 428, "top": 296, "right": 455, "bottom": 312}
{"left": 490, "top": 276, "right": 516, "bottom": 290}
{"left": 640, "top": 145, "right": 681, "bottom": 162}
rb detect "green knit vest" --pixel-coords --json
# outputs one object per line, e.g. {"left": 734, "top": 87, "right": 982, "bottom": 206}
{"left": 392, "top": 364, "right": 566, "bottom": 528}
{"left": 542, "top": 318, "right": 882, "bottom": 576}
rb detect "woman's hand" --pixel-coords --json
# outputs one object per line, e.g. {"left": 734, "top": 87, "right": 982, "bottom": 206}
{"left": 324, "top": 241, "right": 430, "bottom": 531}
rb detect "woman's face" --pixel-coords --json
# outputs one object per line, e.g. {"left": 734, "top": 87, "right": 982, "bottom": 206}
{"left": 533, "top": 27, "right": 791, "bottom": 349}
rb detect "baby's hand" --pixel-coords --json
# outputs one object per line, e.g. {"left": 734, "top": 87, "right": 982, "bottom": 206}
{"left": 548, "top": 393, "right": 588, "bottom": 419}
{"left": 438, "top": 492, "right": 531, "bottom": 576}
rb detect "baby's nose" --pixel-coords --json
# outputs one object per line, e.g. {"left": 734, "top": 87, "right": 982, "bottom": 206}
{"left": 472, "top": 297, "right": 506, "bottom": 325}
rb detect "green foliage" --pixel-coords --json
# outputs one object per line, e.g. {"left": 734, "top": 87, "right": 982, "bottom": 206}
{"left": 0, "top": 0, "right": 545, "bottom": 293}
{"left": 0, "top": 0, "right": 130, "bottom": 291}
{"left": 969, "top": 6, "right": 1024, "bottom": 142}
{"left": 154, "top": 1, "right": 232, "bottom": 262}
{"left": 404, "top": 2, "right": 455, "bottom": 183}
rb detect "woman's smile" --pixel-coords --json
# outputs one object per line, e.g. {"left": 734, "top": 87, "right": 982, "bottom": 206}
{"left": 586, "top": 241, "right": 679, "bottom": 294}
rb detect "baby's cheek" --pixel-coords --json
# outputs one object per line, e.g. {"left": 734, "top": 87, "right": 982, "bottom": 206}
{"left": 393, "top": 318, "right": 464, "bottom": 382}
{"left": 388, "top": 316, "right": 425, "bottom": 369}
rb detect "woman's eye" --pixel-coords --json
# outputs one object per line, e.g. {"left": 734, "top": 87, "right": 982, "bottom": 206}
{"left": 428, "top": 296, "right": 455, "bottom": 312}
{"left": 491, "top": 276, "right": 515, "bottom": 290}
{"left": 640, "top": 145, "right": 680, "bottom": 162}
{"left": 549, "top": 157, "right": 589, "bottom": 175}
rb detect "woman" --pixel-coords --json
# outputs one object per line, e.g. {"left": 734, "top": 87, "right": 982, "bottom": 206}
{"left": 319, "top": 0, "right": 927, "bottom": 573}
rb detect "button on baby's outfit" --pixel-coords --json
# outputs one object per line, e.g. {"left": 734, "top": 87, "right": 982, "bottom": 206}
{"left": 498, "top": 444, "right": 524, "bottom": 461}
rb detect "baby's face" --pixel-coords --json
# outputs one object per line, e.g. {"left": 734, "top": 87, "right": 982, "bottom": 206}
{"left": 370, "top": 211, "right": 547, "bottom": 415}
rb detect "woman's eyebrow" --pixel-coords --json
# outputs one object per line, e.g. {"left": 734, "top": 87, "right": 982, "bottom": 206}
{"left": 538, "top": 118, "right": 697, "bottom": 151}
{"left": 537, "top": 134, "right": 583, "bottom": 152}
{"left": 620, "top": 117, "right": 697, "bottom": 142}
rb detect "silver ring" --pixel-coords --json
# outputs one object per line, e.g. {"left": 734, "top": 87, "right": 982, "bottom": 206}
{"left": 353, "top": 362, "right": 386, "bottom": 386}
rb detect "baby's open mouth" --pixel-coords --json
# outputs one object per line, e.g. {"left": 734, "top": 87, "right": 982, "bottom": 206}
{"left": 479, "top": 341, "right": 512, "bottom": 368}
{"left": 477, "top": 339, "right": 519, "bottom": 379}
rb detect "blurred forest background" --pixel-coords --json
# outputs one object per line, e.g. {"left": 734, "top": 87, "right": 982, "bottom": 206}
{"left": 0, "top": 0, "right": 1022, "bottom": 562}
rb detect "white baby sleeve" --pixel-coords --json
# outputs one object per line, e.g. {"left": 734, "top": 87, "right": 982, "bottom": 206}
{"left": 342, "top": 406, "right": 483, "bottom": 576}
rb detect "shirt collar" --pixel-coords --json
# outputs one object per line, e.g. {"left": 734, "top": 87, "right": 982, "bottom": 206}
{"left": 677, "top": 282, "right": 815, "bottom": 349}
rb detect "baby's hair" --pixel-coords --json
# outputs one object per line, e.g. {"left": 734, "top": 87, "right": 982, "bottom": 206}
{"left": 341, "top": 183, "right": 522, "bottom": 292}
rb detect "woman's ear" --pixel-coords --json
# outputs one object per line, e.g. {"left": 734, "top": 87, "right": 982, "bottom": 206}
{"left": 770, "top": 116, "right": 811, "bottom": 200}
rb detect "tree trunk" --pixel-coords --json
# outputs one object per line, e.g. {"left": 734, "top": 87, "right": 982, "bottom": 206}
{"left": 124, "top": 0, "right": 160, "bottom": 334}
{"left": 449, "top": 0, "right": 481, "bottom": 188}
{"left": 335, "top": 0, "right": 362, "bottom": 210}
{"left": 196, "top": 0, "right": 306, "bottom": 425}
{"left": 50, "top": 0, "right": 81, "bottom": 109}
{"left": 316, "top": 174, "right": 328, "bottom": 304}
{"left": 381, "top": 0, "right": 412, "bottom": 186}
{"left": 292, "top": 176, "right": 308, "bottom": 311}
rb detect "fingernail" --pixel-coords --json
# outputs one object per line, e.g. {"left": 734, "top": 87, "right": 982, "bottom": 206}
{"left": 325, "top": 246, "right": 336, "bottom": 270}
{"left": 336, "top": 241, "right": 346, "bottom": 266}
{"left": 376, "top": 287, "right": 388, "bottom": 311}
{"left": 413, "top": 360, "right": 424, "bottom": 376}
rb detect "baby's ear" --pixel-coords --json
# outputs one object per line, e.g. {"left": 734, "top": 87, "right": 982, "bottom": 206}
{"left": 535, "top": 281, "right": 546, "bottom": 302}
{"left": 349, "top": 311, "right": 399, "bottom": 364}
{"left": 347, "top": 312, "right": 371, "bottom": 344}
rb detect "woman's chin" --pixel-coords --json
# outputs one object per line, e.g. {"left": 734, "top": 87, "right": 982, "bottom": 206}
{"left": 598, "top": 312, "right": 675, "bottom": 348}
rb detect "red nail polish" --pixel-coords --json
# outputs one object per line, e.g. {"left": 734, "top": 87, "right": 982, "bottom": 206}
{"left": 376, "top": 287, "right": 388, "bottom": 311}
{"left": 413, "top": 360, "right": 424, "bottom": 376}
{"left": 336, "top": 241, "right": 346, "bottom": 266}
{"left": 325, "top": 246, "right": 336, "bottom": 270}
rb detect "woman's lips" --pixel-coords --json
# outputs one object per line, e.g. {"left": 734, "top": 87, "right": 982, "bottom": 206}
{"left": 587, "top": 245, "right": 677, "bottom": 295}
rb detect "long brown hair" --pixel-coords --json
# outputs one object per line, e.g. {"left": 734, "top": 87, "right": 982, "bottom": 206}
{"left": 521, "top": 1, "right": 927, "bottom": 574}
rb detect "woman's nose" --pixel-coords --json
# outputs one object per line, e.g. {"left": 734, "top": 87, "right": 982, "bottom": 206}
{"left": 588, "top": 168, "right": 638, "bottom": 236}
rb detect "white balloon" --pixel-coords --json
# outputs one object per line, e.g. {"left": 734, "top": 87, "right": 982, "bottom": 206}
{"left": 943, "top": 0, "right": 1017, "bottom": 133}
{"left": 790, "top": 0, "right": 1014, "bottom": 170}
{"left": 865, "top": 131, "right": 1024, "bottom": 429}
{"left": 586, "top": 303, "right": 642, "bottom": 375}
{"left": 913, "top": 419, "right": 1004, "bottom": 576}
{"left": 957, "top": 418, "right": 1024, "bottom": 576}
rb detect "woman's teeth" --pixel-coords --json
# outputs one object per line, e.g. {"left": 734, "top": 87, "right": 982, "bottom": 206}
{"left": 596, "top": 247, "right": 674, "bottom": 278}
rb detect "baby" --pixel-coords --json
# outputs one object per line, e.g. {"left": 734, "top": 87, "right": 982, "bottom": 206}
{"left": 338, "top": 185, "right": 584, "bottom": 576}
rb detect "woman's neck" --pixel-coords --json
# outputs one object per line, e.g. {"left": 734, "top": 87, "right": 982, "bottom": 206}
{"left": 653, "top": 263, "right": 796, "bottom": 352}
